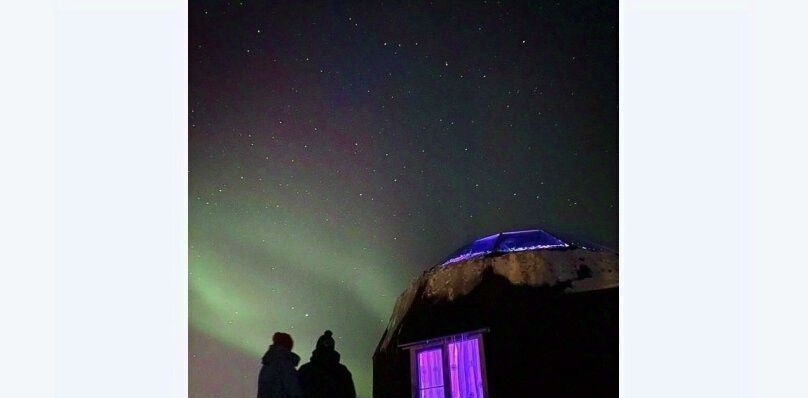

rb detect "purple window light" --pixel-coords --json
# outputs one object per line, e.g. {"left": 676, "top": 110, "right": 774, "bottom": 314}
{"left": 417, "top": 348, "right": 445, "bottom": 398}
{"left": 448, "top": 338, "right": 485, "bottom": 398}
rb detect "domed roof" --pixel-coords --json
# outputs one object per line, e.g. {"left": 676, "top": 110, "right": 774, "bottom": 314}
{"left": 376, "top": 230, "right": 618, "bottom": 353}
{"left": 440, "top": 229, "right": 569, "bottom": 265}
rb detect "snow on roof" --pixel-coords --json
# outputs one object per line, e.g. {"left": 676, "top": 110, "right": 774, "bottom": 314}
{"left": 377, "top": 246, "right": 619, "bottom": 352}
{"left": 440, "top": 229, "right": 569, "bottom": 265}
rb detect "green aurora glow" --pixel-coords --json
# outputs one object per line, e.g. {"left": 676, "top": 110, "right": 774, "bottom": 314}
{"left": 189, "top": 2, "right": 617, "bottom": 397}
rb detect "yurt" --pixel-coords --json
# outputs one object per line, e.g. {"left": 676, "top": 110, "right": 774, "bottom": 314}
{"left": 373, "top": 229, "right": 618, "bottom": 398}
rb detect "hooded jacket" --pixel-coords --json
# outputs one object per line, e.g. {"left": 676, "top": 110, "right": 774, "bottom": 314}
{"left": 257, "top": 345, "right": 303, "bottom": 398}
{"left": 297, "top": 348, "right": 356, "bottom": 398}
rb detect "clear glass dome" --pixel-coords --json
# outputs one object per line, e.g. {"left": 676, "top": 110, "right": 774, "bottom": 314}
{"left": 441, "top": 229, "right": 569, "bottom": 265}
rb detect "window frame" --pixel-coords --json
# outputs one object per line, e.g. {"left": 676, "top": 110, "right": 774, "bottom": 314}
{"left": 413, "top": 346, "right": 448, "bottom": 398}
{"left": 405, "top": 330, "right": 490, "bottom": 398}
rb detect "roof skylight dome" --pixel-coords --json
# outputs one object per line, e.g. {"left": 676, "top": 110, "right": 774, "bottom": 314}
{"left": 440, "top": 229, "right": 570, "bottom": 265}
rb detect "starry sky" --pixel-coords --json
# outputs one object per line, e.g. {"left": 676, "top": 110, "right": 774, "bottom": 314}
{"left": 189, "top": 1, "right": 617, "bottom": 397}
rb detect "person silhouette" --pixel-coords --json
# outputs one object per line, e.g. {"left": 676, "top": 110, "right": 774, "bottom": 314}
{"left": 257, "top": 332, "right": 303, "bottom": 398}
{"left": 298, "top": 330, "right": 356, "bottom": 398}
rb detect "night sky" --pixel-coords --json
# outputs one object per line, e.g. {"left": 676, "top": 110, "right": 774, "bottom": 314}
{"left": 189, "top": 1, "right": 617, "bottom": 397}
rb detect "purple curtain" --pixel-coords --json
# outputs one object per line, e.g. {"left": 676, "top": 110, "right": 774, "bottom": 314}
{"left": 448, "top": 338, "right": 485, "bottom": 398}
{"left": 417, "top": 348, "right": 445, "bottom": 398}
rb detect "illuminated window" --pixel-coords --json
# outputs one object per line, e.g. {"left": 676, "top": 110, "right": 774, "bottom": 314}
{"left": 417, "top": 348, "right": 445, "bottom": 398}
{"left": 447, "top": 338, "right": 485, "bottom": 398}
{"left": 409, "top": 332, "right": 488, "bottom": 398}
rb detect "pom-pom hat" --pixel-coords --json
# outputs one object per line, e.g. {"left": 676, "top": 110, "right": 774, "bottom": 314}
{"left": 316, "top": 330, "right": 335, "bottom": 350}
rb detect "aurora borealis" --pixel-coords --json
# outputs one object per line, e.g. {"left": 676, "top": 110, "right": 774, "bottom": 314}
{"left": 189, "top": 1, "right": 617, "bottom": 397}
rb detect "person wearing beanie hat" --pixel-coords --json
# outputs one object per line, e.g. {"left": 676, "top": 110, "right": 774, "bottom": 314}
{"left": 257, "top": 332, "right": 303, "bottom": 398}
{"left": 315, "top": 330, "right": 334, "bottom": 351}
{"left": 297, "top": 330, "right": 356, "bottom": 398}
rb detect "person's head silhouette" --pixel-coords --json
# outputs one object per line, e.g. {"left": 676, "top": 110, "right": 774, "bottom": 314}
{"left": 272, "top": 332, "right": 294, "bottom": 350}
{"left": 316, "top": 330, "right": 335, "bottom": 351}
